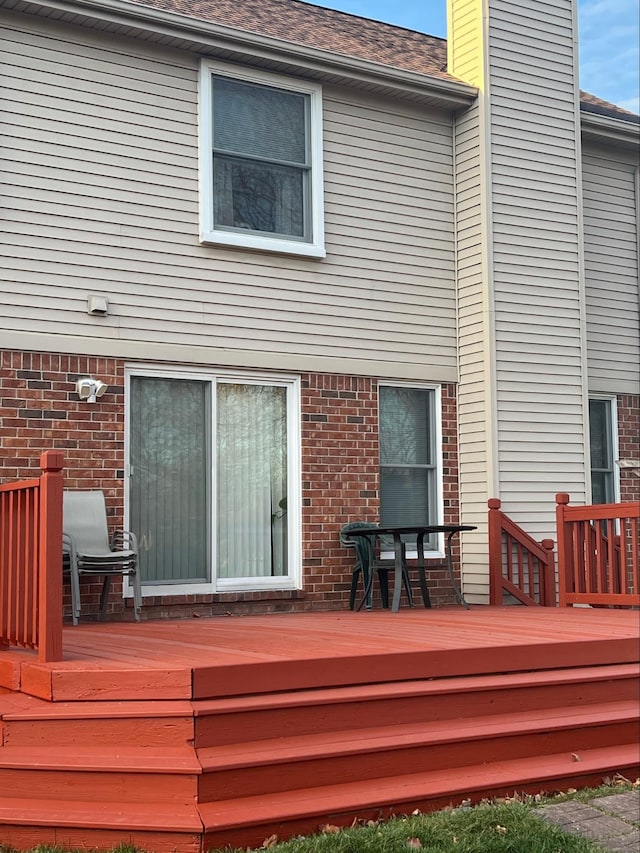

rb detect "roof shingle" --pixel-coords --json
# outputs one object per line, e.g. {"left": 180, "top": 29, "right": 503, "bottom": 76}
{"left": 124, "top": 0, "right": 637, "bottom": 121}
{"left": 579, "top": 90, "right": 640, "bottom": 123}
{"left": 126, "top": 0, "right": 449, "bottom": 77}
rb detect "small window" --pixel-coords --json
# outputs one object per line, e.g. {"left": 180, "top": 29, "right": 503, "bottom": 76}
{"left": 588, "top": 398, "right": 617, "bottom": 504}
{"left": 379, "top": 385, "right": 441, "bottom": 549}
{"left": 199, "top": 62, "right": 325, "bottom": 257}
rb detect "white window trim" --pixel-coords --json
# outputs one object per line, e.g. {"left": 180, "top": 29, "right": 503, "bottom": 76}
{"left": 588, "top": 394, "right": 620, "bottom": 504}
{"left": 198, "top": 59, "right": 325, "bottom": 258}
{"left": 124, "top": 364, "right": 301, "bottom": 598}
{"left": 378, "top": 381, "right": 445, "bottom": 560}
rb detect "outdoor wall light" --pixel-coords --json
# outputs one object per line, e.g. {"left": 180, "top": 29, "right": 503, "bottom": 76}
{"left": 75, "top": 377, "right": 108, "bottom": 403}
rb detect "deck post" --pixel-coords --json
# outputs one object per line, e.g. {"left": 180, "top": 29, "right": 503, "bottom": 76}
{"left": 555, "top": 493, "right": 571, "bottom": 607}
{"left": 488, "top": 499, "right": 503, "bottom": 605}
{"left": 38, "top": 450, "right": 64, "bottom": 662}
{"left": 540, "top": 539, "right": 556, "bottom": 606}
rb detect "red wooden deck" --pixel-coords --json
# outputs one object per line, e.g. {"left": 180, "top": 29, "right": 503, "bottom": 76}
{"left": 1, "top": 607, "right": 639, "bottom": 852}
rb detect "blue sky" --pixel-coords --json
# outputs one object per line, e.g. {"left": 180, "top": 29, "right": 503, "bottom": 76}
{"left": 302, "top": 0, "right": 639, "bottom": 114}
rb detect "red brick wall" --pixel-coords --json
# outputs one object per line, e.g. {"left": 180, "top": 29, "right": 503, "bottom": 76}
{"left": 300, "top": 374, "right": 378, "bottom": 610}
{"left": 618, "top": 394, "right": 640, "bottom": 503}
{"left": 299, "top": 379, "right": 461, "bottom": 611}
{"left": 0, "top": 351, "right": 125, "bottom": 513}
{"left": 1, "top": 350, "right": 461, "bottom": 619}
{"left": 0, "top": 351, "right": 126, "bottom": 620}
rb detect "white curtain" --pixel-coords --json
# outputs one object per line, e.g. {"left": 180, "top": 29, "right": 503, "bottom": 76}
{"left": 216, "top": 383, "right": 287, "bottom": 578}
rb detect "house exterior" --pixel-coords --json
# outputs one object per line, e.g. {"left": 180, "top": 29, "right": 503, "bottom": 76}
{"left": 1, "top": 0, "right": 638, "bottom": 620}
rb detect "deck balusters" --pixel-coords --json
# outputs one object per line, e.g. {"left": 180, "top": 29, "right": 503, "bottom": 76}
{"left": 0, "top": 450, "right": 63, "bottom": 661}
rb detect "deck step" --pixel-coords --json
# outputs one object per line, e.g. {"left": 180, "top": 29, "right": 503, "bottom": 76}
{"left": 0, "top": 743, "right": 200, "bottom": 802}
{"left": 0, "top": 797, "right": 202, "bottom": 831}
{"left": 4, "top": 664, "right": 636, "bottom": 749}
{"left": 199, "top": 742, "right": 640, "bottom": 850}
{"left": 0, "top": 743, "right": 635, "bottom": 851}
{"left": 0, "top": 798, "right": 203, "bottom": 853}
{"left": 193, "top": 664, "right": 640, "bottom": 746}
{"left": 0, "top": 745, "right": 200, "bottom": 773}
{"left": 197, "top": 699, "right": 638, "bottom": 799}
{"left": 1, "top": 698, "right": 195, "bottom": 746}
{"left": 199, "top": 699, "right": 638, "bottom": 769}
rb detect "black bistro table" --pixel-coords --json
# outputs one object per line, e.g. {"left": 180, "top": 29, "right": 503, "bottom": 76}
{"left": 347, "top": 524, "right": 477, "bottom": 613}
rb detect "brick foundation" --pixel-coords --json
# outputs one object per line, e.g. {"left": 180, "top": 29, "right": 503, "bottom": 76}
{"left": 0, "top": 350, "right": 461, "bottom": 621}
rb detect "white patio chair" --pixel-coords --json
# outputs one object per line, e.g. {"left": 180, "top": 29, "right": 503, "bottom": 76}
{"left": 63, "top": 490, "right": 142, "bottom": 625}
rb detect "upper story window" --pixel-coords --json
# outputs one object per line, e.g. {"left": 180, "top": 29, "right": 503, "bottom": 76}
{"left": 589, "top": 398, "right": 618, "bottom": 504}
{"left": 199, "top": 61, "right": 325, "bottom": 257}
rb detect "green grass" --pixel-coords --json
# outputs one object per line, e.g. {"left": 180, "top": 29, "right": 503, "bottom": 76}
{"left": 219, "top": 799, "right": 605, "bottom": 853}
{"left": 1, "top": 782, "right": 635, "bottom": 853}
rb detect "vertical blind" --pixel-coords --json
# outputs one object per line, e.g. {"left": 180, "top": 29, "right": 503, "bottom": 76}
{"left": 130, "top": 377, "right": 209, "bottom": 583}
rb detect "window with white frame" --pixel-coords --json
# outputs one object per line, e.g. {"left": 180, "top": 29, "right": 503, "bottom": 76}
{"left": 588, "top": 397, "right": 618, "bottom": 504}
{"left": 199, "top": 61, "right": 325, "bottom": 257}
{"left": 127, "top": 369, "right": 300, "bottom": 595}
{"left": 379, "top": 385, "right": 442, "bottom": 550}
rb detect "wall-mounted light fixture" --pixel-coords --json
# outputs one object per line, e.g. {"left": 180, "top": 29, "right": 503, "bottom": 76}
{"left": 75, "top": 377, "right": 108, "bottom": 403}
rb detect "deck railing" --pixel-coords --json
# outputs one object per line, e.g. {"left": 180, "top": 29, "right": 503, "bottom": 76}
{"left": 556, "top": 493, "right": 639, "bottom": 608}
{"left": 488, "top": 498, "right": 556, "bottom": 606}
{"left": 0, "top": 450, "right": 64, "bottom": 661}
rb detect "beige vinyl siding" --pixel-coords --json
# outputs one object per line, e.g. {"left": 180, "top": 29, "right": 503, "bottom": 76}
{"left": 450, "top": 0, "right": 492, "bottom": 601}
{"left": 487, "top": 0, "right": 588, "bottom": 534}
{"left": 582, "top": 148, "right": 640, "bottom": 395}
{"left": 0, "top": 10, "right": 457, "bottom": 381}
{"left": 450, "top": 0, "right": 588, "bottom": 600}
{"left": 454, "top": 98, "right": 492, "bottom": 601}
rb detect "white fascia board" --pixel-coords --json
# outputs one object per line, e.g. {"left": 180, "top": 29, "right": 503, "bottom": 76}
{"left": 11, "top": 0, "right": 477, "bottom": 108}
{"left": 580, "top": 111, "right": 640, "bottom": 150}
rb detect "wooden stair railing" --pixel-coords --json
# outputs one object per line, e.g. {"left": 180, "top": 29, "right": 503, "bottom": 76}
{"left": 488, "top": 499, "right": 556, "bottom": 606}
{"left": 0, "top": 450, "right": 64, "bottom": 661}
{"left": 556, "top": 493, "right": 639, "bottom": 608}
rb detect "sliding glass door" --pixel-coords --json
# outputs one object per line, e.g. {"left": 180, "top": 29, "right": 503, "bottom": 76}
{"left": 128, "top": 370, "right": 299, "bottom": 593}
